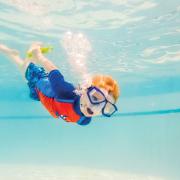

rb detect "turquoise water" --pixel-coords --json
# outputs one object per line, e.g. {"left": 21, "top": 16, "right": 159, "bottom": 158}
{"left": 0, "top": 0, "right": 180, "bottom": 179}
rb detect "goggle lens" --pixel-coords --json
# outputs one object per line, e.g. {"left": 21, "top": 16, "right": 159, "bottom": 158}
{"left": 87, "top": 87, "right": 118, "bottom": 117}
{"left": 88, "top": 88, "right": 105, "bottom": 104}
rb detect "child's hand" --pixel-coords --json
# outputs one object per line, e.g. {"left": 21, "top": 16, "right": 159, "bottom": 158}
{"left": 30, "top": 48, "right": 42, "bottom": 60}
{"left": 27, "top": 42, "right": 43, "bottom": 60}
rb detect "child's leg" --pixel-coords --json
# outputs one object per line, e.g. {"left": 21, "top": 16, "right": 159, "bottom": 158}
{"left": 0, "top": 44, "right": 23, "bottom": 67}
{"left": 0, "top": 44, "right": 33, "bottom": 76}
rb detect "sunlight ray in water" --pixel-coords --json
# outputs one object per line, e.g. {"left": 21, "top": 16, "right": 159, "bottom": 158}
{"left": 0, "top": 165, "right": 165, "bottom": 180}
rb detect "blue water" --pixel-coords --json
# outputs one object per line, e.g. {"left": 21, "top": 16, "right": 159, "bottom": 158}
{"left": 0, "top": 0, "right": 180, "bottom": 179}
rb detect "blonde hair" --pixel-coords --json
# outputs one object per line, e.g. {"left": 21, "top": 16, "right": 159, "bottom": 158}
{"left": 91, "top": 75, "right": 120, "bottom": 102}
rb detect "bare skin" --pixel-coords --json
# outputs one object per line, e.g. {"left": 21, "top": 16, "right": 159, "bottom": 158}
{"left": 0, "top": 43, "right": 104, "bottom": 117}
{"left": 0, "top": 43, "right": 58, "bottom": 76}
{"left": 0, "top": 44, "right": 24, "bottom": 69}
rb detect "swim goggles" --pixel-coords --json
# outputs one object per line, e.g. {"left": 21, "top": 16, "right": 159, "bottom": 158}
{"left": 87, "top": 86, "right": 118, "bottom": 117}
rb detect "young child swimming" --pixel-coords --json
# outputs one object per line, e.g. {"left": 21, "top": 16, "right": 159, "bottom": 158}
{"left": 0, "top": 43, "right": 120, "bottom": 126}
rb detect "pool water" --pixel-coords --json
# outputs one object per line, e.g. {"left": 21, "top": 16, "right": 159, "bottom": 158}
{"left": 0, "top": 0, "right": 180, "bottom": 179}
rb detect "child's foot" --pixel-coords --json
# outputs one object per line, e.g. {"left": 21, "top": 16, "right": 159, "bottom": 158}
{"left": 0, "top": 44, "right": 19, "bottom": 56}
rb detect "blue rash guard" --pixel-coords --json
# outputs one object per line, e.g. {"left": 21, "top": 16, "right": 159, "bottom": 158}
{"left": 25, "top": 63, "right": 92, "bottom": 126}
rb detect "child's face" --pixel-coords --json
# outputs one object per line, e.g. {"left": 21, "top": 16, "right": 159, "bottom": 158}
{"left": 80, "top": 91, "right": 104, "bottom": 117}
{"left": 80, "top": 87, "right": 116, "bottom": 117}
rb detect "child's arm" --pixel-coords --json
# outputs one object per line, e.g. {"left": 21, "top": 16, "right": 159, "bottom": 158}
{"left": 31, "top": 48, "right": 58, "bottom": 73}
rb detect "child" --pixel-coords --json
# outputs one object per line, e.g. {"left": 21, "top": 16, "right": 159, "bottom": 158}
{"left": 0, "top": 43, "right": 120, "bottom": 126}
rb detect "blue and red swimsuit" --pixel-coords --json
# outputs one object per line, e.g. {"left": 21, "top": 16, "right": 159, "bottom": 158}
{"left": 25, "top": 63, "right": 91, "bottom": 126}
